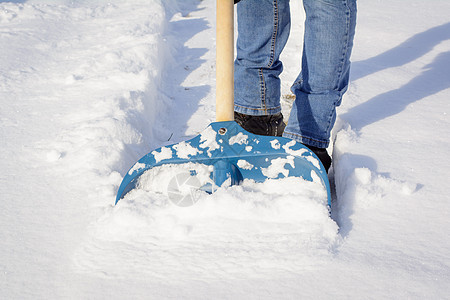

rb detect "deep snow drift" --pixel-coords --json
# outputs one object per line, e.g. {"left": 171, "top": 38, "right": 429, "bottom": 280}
{"left": 1, "top": 0, "right": 449, "bottom": 299}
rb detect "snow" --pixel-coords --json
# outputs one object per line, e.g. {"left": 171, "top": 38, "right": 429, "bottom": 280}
{"left": 1, "top": 0, "right": 450, "bottom": 299}
{"left": 173, "top": 141, "right": 200, "bottom": 159}
{"left": 261, "top": 156, "right": 295, "bottom": 178}
{"left": 137, "top": 162, "right": 213, "bottom": 196}
{"left": 127, "top": 162, "right": 146, "bottom": 175}
{"left": 151, "top": 146, "right": 173, "bottom": 163}
{"left": 237, "top": 159, "right": 254, "bottom": 170}
{"left": 282, "top": 140, "right": 309, "bottom": 157}
{"left": 198, "top": 125, "right": 220, "bottom": 155}
{"left": 229, "top": 132, "right": 248, "bottom": 145}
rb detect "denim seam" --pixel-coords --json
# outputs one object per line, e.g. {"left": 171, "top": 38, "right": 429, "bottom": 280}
{"left": 283, "top": 131, "right": 328, "bottom": 146}
{"left": 331, "top": 1, "right": 351, "bottom": 93}
{"left": 235, "top": 103, "right": 281, "bottom": 111}
{"left": 267, "top": 0, "right": 279, "bottom": 68}
{"left": 258, "top": 68, "right": 267, "bottom": 113}
{"left": 258, "top": 0, "right": 279, "bottom": 114}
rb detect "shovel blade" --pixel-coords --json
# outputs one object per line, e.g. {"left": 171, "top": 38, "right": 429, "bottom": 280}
{"left": 115, "top": 121, "right": 331, "bottom": 205}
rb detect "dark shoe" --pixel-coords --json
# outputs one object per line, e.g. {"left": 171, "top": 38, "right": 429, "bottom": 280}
{"left": 305, "top": 145, "right": 332, "bottom": 173}
{"left": 234, "top": 111, "right": 285, "bottom": 137}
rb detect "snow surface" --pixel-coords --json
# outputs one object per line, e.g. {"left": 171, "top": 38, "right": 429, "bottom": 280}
{"left": 1, "top": 0, "right": 450, "bottom": 299}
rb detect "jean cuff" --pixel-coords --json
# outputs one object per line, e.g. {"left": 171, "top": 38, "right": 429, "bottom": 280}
{"left": 234, "top": 104, "right": 282, "bottom": 116}
{"left": 282, "top": 131, "right": 329, "bottom": 149}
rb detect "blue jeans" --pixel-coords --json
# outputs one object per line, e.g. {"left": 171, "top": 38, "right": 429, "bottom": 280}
{"left": 234, "top": 0, "right": 357, "bottom": 148}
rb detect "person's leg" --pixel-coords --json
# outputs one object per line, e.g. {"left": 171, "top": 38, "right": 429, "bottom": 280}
{"left": 234, "top": 0, "right": 291, "bottom": 116}
{"left": 283, "top": 0, "right": 357, "bottom": 150}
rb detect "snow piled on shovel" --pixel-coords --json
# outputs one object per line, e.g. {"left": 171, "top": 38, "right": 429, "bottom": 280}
{"left": 74, "top": 169, "right": 338, "bottom": 279}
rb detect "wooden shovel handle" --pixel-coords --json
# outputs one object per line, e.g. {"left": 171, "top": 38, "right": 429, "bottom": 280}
{"left": 216, "top": 0, "right": 234, "bottom": 122}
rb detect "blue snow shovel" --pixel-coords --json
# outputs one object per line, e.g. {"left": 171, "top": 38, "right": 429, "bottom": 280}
{"left": 115, "top": 0, "right": 331, "bottom": 205}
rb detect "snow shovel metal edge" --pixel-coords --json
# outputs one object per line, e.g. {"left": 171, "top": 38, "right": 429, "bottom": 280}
{"left": 115, "top": 0, "right": 331, "bottom": 206}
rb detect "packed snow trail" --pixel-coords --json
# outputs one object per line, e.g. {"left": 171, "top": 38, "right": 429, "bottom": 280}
{"left": 1, "top": 0, "right": 176, "bottom": 297}
{"left": 1, "top": 0, "right": 450, "bottom": 299}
